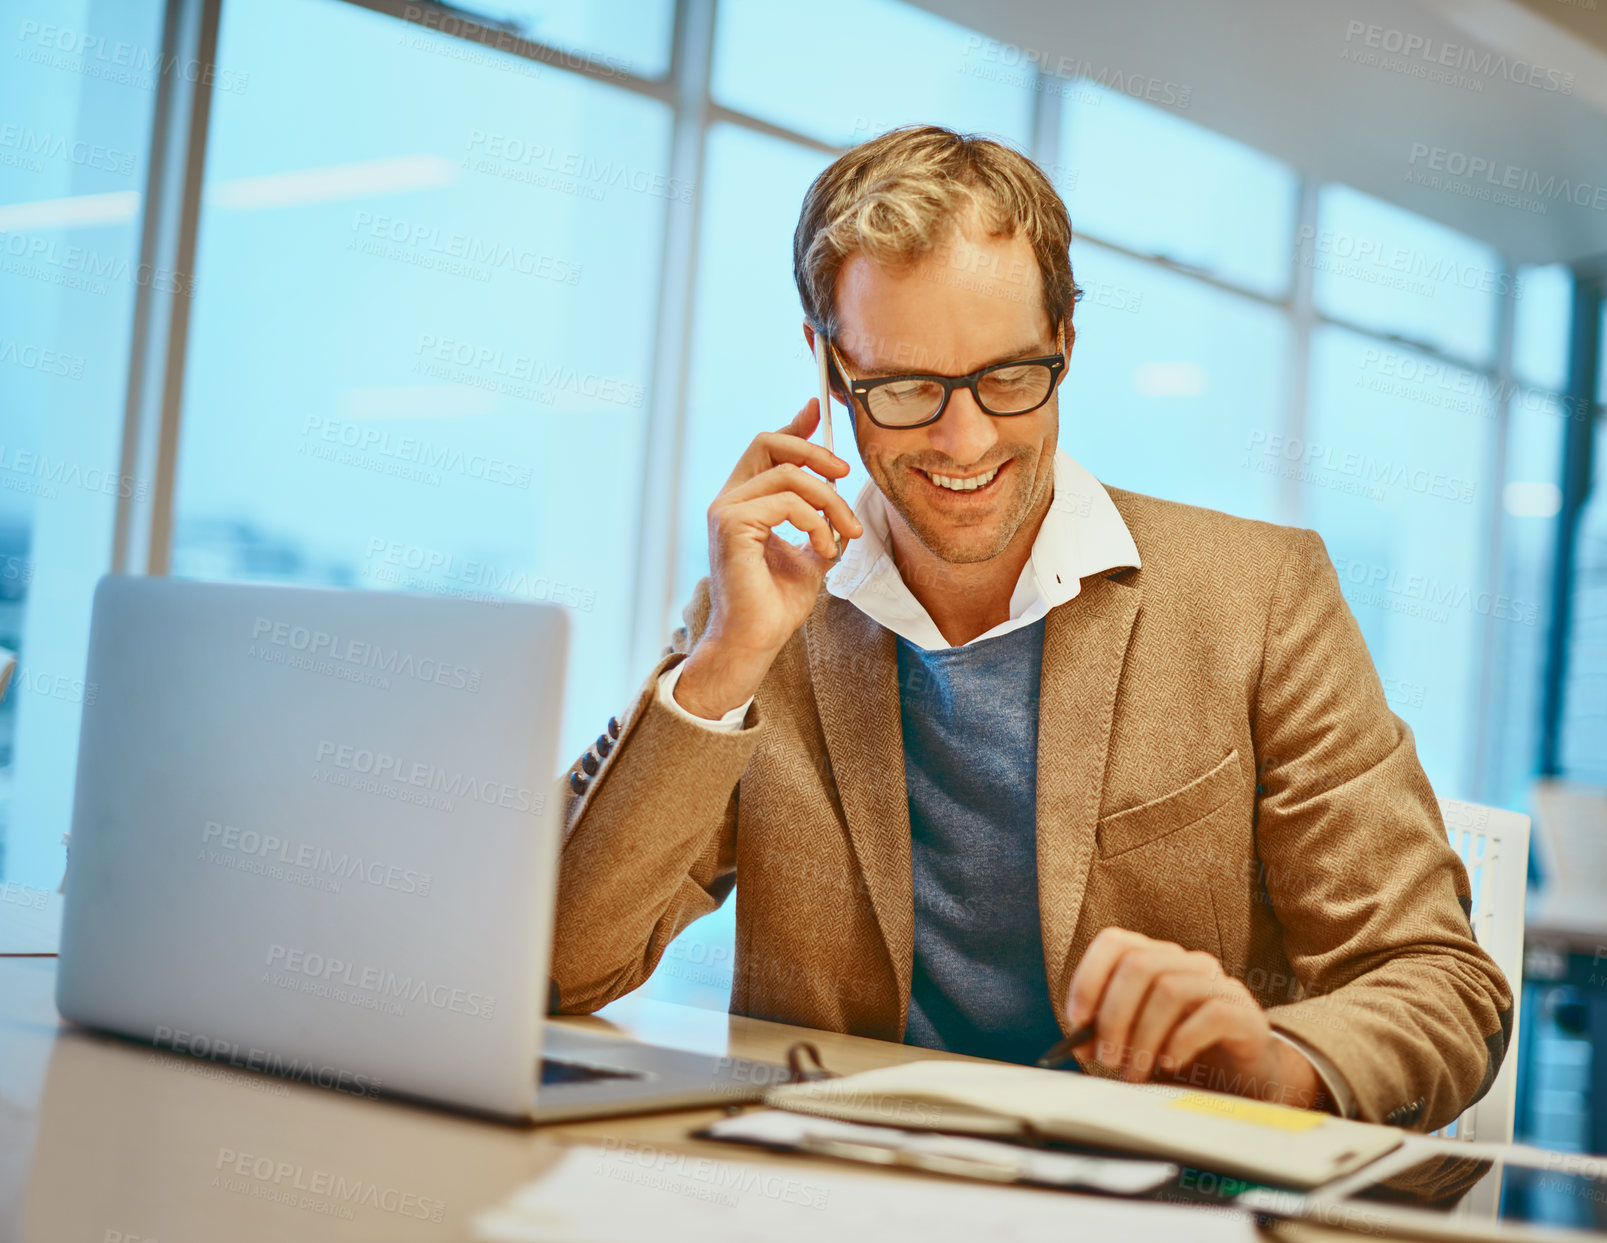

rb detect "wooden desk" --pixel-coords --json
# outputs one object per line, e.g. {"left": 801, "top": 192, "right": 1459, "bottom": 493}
{"left": 0, "top": 957, "right": 1041, "bottom": 1242}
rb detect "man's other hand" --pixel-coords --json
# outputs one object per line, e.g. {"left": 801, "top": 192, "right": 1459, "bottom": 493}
{"left": 1064, "top": 927, "right": 1327, "bottom": 1111}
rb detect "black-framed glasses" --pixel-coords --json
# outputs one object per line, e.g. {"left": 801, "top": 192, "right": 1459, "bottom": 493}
{"left": 824, "top": 322, "right": 1066, "bottom": 430}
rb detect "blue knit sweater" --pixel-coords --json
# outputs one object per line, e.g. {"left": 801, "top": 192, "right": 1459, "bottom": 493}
{"left": 896, "top": 616, "right": 1065, "bottom": 1064}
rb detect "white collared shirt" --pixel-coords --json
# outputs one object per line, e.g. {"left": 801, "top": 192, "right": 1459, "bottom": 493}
{"left": 819, "top": 446, "right": 1140, "bottom": 651}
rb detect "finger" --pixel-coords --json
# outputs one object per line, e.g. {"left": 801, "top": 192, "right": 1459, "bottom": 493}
{"left": 1123, "top": 971, "right": 1217, "bottom": 1083}
{"left": 1093, "top": 945, "right": 1191, "bottom": 1071}
{"left": 721, "top": 463, "right": 862, "bottom": 542}
{"left": 719, "top": 491, "right": 839, "bottom": 562}
{"left": 1065, "top": 927, "right": 1147, "bottom": 1036}
{"left": 724, "top": 403, "right": 850, "bottom": 492}
{"left": 756, "top": 421, "right": 855, "bottom": 484}
{"left": 779, "top": 398, "right": 818, "bottom": 436}
{"left": 1160, "top": 995, "right": 1251, "bottom": 1074}
{"left": 1158, "top": 1000, "right": 1239, "bottom": 1080}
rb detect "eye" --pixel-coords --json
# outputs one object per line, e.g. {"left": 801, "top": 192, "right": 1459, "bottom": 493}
{"left": 986, "top": 365, "right": 1036, "bottom": 387}
{"left": 881, "top": 379, "right": 940, "bottom": 403}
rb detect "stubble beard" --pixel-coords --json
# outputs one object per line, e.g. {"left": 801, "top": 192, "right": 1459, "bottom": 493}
{"left": 873, "top": 445, "right": 1044, "bottom": 566}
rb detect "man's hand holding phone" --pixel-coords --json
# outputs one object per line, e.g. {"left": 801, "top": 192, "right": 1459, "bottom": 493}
{"left": 673, "top": 400, "right": 863, "bottom": 722}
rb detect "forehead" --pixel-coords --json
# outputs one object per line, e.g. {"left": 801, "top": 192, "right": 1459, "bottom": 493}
{"left": 833, "top": 224, "right": 1051, "bottom": 375}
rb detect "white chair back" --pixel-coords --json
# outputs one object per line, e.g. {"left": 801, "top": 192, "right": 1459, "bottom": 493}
{"left": 1435, "top": 798, "right": 1529, "bottom": 1144}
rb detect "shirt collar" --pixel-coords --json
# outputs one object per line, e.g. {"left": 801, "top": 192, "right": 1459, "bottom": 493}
{"left": 824, "top": 447, "right": 1140, "bottom": 649}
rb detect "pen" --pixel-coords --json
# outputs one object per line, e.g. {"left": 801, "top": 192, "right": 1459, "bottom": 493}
{"left": 1035, "top": 1022, "right": 1097, "bottom": 1070}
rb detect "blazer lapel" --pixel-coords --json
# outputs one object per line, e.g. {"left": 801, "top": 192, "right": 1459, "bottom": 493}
{"left": 1037, "top": 570, "right": 1143, "bottom": 1027}
{"left": 805, "top": 592, "right": 913, "bottom": 1027}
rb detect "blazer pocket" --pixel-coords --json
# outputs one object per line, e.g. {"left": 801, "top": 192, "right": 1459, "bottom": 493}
{"left": 1096, "top": 748, "right": 1241, "bottom": 859}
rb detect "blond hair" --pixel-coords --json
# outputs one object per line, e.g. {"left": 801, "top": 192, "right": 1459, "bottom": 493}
{"left": 793, "top": 125, "right": 1080, "bottom": 341}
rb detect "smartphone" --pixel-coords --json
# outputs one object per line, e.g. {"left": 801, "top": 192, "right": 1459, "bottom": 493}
{"left": 816, "top": 330, "right": 835, "bottom": 457}
{"left": 817, "top": 331, "right": 841, "bottom": 555}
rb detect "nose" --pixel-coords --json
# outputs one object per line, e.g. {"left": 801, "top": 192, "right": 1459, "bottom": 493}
{"left": 926, "top": 385, "right": 998, "bottom": 469}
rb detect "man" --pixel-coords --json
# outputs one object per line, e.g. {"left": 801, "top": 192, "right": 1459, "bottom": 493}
{"left": 551, "top": 125, "right": 1510, "bottom": 1130}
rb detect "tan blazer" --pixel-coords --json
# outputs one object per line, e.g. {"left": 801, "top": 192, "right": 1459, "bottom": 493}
{"left": 551, "top": 487, "right": 1512, "bottom": 1131}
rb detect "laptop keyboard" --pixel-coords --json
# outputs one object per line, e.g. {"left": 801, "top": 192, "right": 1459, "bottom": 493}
{"left": 539, "top": 1057, "right": 646, "bottom": 1086}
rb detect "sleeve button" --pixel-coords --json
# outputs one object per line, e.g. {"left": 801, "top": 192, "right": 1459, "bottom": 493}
{"left": 607, "top": 716, "right": 621, "bottom": 740}
{"left": 596, "top": 732, "right": 614, "bottom": 758}
{"left": 569, "top": 770, "right": 589, "bottom": 795}
{"left": 581, "top": 751, "right": 599, "bottom": 776}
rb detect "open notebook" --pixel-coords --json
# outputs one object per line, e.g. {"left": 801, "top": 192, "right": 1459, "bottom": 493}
{"left": 765, "top": 1060, "right": 1402, "bottom": 1190}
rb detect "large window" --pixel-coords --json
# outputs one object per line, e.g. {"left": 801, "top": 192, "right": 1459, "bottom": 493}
{"left": 171, "top": 0, "right": 672, "bottom": 767}
{"left": 0, "top": 0, "right": 165, "bottom": 888}
{"left": 0, "top": 0, "right": 1587, "bottom": 1021}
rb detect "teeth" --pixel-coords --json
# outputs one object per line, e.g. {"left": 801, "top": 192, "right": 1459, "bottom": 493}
{"left": 927, "top": 465, "right": 1000, "bottom": 492}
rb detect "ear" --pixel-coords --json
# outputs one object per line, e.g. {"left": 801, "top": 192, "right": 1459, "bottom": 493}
{"left": 802, "top": 319, "right": 818, "bottom": 353}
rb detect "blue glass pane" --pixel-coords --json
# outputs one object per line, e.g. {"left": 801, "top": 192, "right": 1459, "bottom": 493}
{"left": 1559, "top": 409, "right": 1607, "bottom": 782}
{"left": 437, "top": 0, "right": 673, "bottom": 78}
{"left": 1057, "top": 82, "right": 1297, "bottom": 299}
{"left": 172, "top": 0, "right": 669, "bottom": 771}
{"left": 1484, "top": 387, "right": 1565, "bottom": 808}
{"left": 676, "top": 124, "right": 836, "bottom": 614}
{"left": 1305, "top": 324, "right": 1502, "bottom": 799}
{"left": 1599, "top": 302, "right": 1607, "bottom": 406}
{"left": 0, "top": 0, "right": 164, "bottom": 886}
{"left": 712, "top": 0, "right": 1032, "bottom": 149}
{"left": 1512, "top": 264, "right": 1572, "bottom": 393}
{"left": 1311, "top": 184, "right": 1502, "bottom": 366}
{"left": 1057, "top": 245, "right": 1287, "bottom": 522}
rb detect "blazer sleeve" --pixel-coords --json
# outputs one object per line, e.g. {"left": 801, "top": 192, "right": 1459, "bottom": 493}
{"left": 548, "top": 576, "right": 763, "bottom": 1013}
{"left": 1251, "top": 528, "right": 1513, "bottom": 1131}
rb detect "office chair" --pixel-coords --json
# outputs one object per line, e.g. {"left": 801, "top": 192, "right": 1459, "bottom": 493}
{"left": 1434, "top": 798, "right": 1531, "bottom": 1144}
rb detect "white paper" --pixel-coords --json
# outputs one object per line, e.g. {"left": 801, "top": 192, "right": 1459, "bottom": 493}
{"left": 473, "top": 1144, "right": 1259, "bottom": 1243}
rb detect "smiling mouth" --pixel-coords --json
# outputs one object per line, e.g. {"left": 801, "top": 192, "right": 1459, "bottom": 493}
{"left": 916, "top": 460, "right": 1007, "bottom": 495}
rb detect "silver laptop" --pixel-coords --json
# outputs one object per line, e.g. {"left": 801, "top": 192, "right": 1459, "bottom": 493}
{"left": 56, "top": 574, "right": 772, "bottom": 1120}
